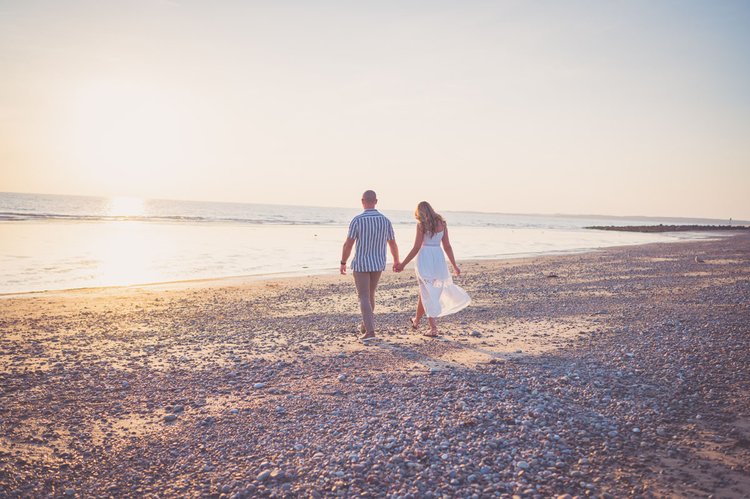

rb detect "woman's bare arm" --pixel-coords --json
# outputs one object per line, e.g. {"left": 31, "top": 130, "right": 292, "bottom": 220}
{"left": 441, "top": 225, "right": 461, "bottom": 276}
{"left": 397, "top": 225, "right": 424, "bottom": 270}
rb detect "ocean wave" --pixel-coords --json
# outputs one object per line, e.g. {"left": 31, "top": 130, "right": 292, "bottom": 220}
{"left": 0, "top": 211, "right": 340, "bottom": 226}
{"left": 0, "top": 211, "right": 540, "bottom": 228}
{"left": 0, "top": 211, "right": 650, "bottom": 229}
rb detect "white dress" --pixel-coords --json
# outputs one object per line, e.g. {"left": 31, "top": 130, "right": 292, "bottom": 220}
{"left": 416, "top": 230, "right": 471, "bottom": 318}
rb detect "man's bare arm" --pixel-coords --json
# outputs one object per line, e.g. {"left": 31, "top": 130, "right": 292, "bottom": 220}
{"left": 340, "top": 238, "right": 355, "bottom": 275}
{"left": 388, "top": 239, "right": 400, "bottom": 272}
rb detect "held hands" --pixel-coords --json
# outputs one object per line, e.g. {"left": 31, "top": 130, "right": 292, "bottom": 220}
{"left": 340, "top": 263, "right": 347, "bottom": 275}
{"left": 452, "top": 264, "right": 461, "bottom": 276}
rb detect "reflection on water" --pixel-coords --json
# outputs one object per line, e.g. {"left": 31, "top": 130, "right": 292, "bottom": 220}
{"left": 0, "top": 221, "right": 343, "bottom": 293}
{"left": 95, "top": 221, "right": 158, "bottom": 285}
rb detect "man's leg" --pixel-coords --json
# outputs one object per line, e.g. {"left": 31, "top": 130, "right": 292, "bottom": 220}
{"left": 353, "top": 271, "right": 375, "bottom": 336}
{"left": 368, "top": 271, "right": 382, "bottom": 313}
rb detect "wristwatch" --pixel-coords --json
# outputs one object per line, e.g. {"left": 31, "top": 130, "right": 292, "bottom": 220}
{"left": 340, "top": 261, "right": 346, "bottom": 265}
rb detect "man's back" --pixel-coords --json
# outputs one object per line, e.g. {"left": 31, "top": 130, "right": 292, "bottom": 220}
{"left": 348, "top": 209, "right": 394, "bottom": 272}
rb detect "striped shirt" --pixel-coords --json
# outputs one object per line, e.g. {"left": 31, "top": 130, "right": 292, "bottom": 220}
{"left": 347, "top": 209, "right": 395, "bottom": 272}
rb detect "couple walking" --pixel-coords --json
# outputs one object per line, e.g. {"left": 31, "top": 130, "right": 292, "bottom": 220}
{"left": 340, "top": 190, "right": 470, "bottom": 340}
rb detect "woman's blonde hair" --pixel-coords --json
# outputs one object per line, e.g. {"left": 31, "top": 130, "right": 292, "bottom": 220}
{"left": 415, "top": 201, "right": 445, "bottom": 236}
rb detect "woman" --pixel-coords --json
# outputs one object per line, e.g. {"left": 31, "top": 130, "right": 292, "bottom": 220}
{"left": 396, "top": 201, "right": 471, "bottom": 336}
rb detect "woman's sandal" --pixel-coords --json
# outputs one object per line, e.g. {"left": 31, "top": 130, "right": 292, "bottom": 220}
{"left": 423, "top": 328, "right": 439, "bottom": 338}
{"left": 409, "top": 317, "right": 419, "bottom": 330}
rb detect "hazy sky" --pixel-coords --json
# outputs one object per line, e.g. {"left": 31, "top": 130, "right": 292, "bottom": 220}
{"left": 1, "top": 1, "right": 748, "bottom": 218}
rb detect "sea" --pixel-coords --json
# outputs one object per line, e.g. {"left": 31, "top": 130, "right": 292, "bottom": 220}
{"left": 0, "top": 192, "right": 733, "bottom": 295}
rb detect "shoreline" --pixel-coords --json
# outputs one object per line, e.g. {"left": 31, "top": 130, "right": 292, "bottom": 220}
{"left": 0, "top": 231, "right": 729, "bottom": 299}
{"left": 2, "top": 233, "right": 749, "bottom": 497}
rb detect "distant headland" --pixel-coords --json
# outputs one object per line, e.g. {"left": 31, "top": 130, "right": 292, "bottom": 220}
{"left": 586, "top": 224, "right": 749, "bottom": 233}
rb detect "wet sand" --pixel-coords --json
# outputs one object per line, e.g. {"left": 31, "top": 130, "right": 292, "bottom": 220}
{"left": 1, "top": 234, "right": 749, "bottom": 497}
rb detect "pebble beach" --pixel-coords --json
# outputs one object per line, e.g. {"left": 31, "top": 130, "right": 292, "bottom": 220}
{"left": 1, "top": 234, "right": 749, "bottom": 498}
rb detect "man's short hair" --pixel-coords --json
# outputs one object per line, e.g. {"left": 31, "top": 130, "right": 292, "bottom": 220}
{"left": 362, "top": 190, "right": 377, "bottom": 203}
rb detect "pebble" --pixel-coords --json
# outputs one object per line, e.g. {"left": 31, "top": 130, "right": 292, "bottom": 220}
{"left": 269, "top": 469, "right": 284, "bottom": 480}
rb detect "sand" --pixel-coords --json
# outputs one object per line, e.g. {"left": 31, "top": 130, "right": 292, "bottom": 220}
{"left": 1, "top": 234, "right": 749, "bottom": 497}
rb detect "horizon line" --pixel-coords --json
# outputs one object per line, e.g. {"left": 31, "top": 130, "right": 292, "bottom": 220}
{"left": 1, "top": 190, "right": 747, "bottom": 224}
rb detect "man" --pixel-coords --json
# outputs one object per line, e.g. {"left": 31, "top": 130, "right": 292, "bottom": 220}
{"left": 340, "top": 190, "right": 400, "bottom": 340}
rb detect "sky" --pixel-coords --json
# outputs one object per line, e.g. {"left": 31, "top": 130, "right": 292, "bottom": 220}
{"left": 1, "top": 1, "right": 749, "bottom": 219}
